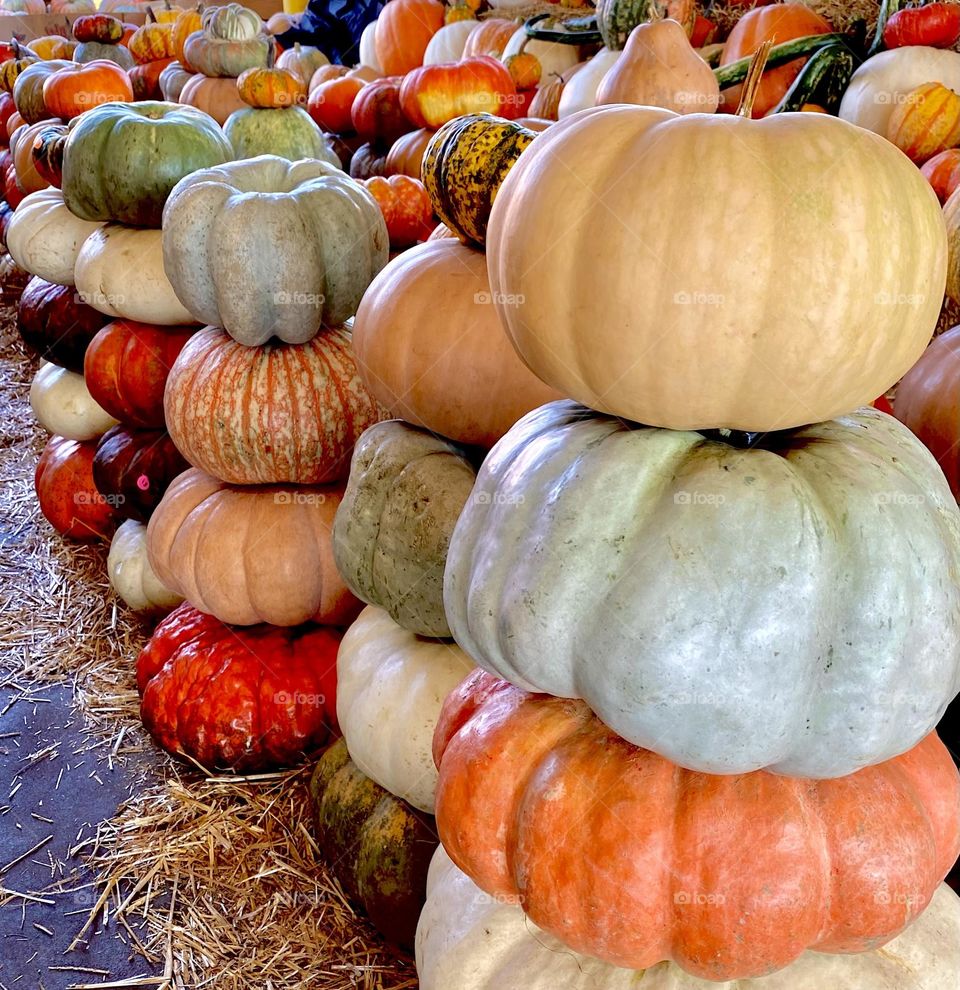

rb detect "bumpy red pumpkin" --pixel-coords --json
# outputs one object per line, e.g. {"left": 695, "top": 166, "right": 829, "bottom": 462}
{"left": 362, "top": 175, "right": 434, "bottom": 248}
{"left": 399, "top": 56, "right": 517, "bottom": 129}
{"left": 884, "top": 2, "right": 960, "bottom": 48}
{"left": 35, "top": 434, "right": 118, "bottom": 540}
{"left": 137, "top": 602, "right": 340, "bottom": 771}
{"left": 350, "top": 76, "right": 412, "bottom": 145}
{"left": 435, "top": 670, "right": 960, "bottom": 981}
{"left": 18, "top": 276, "right": 110, "bottom": 373}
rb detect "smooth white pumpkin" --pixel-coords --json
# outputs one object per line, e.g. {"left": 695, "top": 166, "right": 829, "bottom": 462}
{"left": 501, "top": 29, "right": 579, "bottom": 81}
{"left": 557, "top": 47, "right": 619, "bottom": 118}
{"left": 417, "top": 849, "right": 960, "bottom": 990}
{"left": 337, "top": 606, "right": 474, "bottom": 813}
{"left": 108, "top": 519, "right": 184, "bottom": 616}
{"left": 358, "top": 21, "right": 382, "bottom": 73}
{"left": 423, "top": 20, "right": 477, "bottom": 64}
{"left": 7, "top": 189, "right": 104, "bottom": 286}
{"left": 75, "top": 224, "right": 198, "bottom": 326}
{"left": 29, "top": 362, "right": 118, "bottom": 440}
{"left": 839, "top": 47, "right": 960, "bottom": 135}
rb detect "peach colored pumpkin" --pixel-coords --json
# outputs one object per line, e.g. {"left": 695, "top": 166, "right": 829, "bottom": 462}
{"left": 178, "top": 73, "right": 246, "bottom": 125}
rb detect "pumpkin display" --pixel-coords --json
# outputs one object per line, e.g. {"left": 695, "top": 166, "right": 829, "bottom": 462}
{"left": 374, "top": 0, "right": 444, "bottom": 76}
{"left": 418, "top": 850, "right": 960, "bottom": 990}
{"left": 886, "top": 81, "right": 960, "bottom": 165}
{"left": 338, "top": 606, "right": 473, "bottom": 812}
{"left": 223, "top": 106, "right": 331, "bottom": 161}
{"left": 61, "top": 102, "right": 232, "bottom": 228}
{"left": 486, "top": 104, "right": 946, "bottom": 432}
{"left": 182, "top": 25, "right": 271, "bottom": 77}
{"left": 444, "top": 401, "right": 960, "bottom": 776}
{"left": 237, "top": 56, "right": 305, "bottom": 107}
{"left": 178, "top": 73, "right": 246, "bottom": 124}
{"left": 333, "top": 420, "right": 476, "bottom": 638}
{"left": 350, "top": 76, "right": 411, "bottom": 145}
{"left": 146, "top": 468, "right": 361, "bottom": 626}
{"left": 13, "top": 62, "right": 72, "bottom": 125}
{"left": 275, "top": 42, "right": 328, "bottom": 84}
{"left": 162, "top": 157, "right": 387, "bottom": 346}
{"left": 362, "top": 174, "right": 433, "bottom": 247}
{"left": 596, "top": 20, "right": 718, "bottom": 112}
{"left": 108, "top": 519, "right": 184, "bottom": 616}
{"left": 73, "top": 13, "right": 124, "bottom": 44}
{"left": 353, "top": 240, "right": 562, "bottom": 448}
{"left": 435, "top": 670, "right": 960, "bottom": 980}
{"left": 384, "top": 126, "right": 433, "bottom": 176}
{"left": 400, "top": 56, "right": 517, "bottom": 129}
{"left": 556, "top": 48, "right": 618, "bottom": 118}
{"left": 421, "top": 113, "right": 533, "bottom": 246}
{"left": 35, "top": 434, "right": 118, "bottom": 540}
{"left": 423, "top": 20, "right": 476, "bottom": 64}
{"left": 30, "top": 362, "right": 118, "bottom": 441}
{"left": 6, "top": 188, "right": 103, "bottom": 286}
{"left": 306, "top": 75, "right": 365, "bottom": 133}
{"left": 74, "top": 42, "right": 135, "bottom": 69}
{"left": 158, "top": 59, "right": 192, "bottom": 101}
{"left": 163, "top": 326, "right": 383, "bottom": 485}
{"left": 18, "top": 276, "right": 110, "bottom": 373}
{"left": 308, "top": 738, "right": 439, "bottom": 948}
{"left": 596, "top": 0, "right": 694, "bottom": 50}
{"left": 75, "top": 225, "right": 197, "bottom": 326}
{"left": 922, "top": 147, "right": 960, "bottom": 204}
{"left": 137, "top": 602, "right": 340, "bottom": 770}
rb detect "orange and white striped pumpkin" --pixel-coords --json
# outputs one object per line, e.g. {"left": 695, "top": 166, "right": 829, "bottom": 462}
{"left": 887, "top": 81, "right": 960, "bottom": 164}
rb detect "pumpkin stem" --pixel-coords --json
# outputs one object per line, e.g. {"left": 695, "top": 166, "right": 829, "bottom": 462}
{"left": 147, "top": 6, "right": 156, "bottom": 22}
{"left": 736, "top": 39, "right": 772, "bottom": 118}
{"left": 266, "top": 42, "right": 275, "bottom": 68}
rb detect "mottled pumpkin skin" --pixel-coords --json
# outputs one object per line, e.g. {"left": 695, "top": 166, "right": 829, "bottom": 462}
{"left": 333, "top": 421, "right": 476, "bottom": 638}
{"left": 182, "top": 29, "right": 272, "bottom": 77}
{"left": 18, "top": 276, "right": 110, "bottom": 373}
{"left": 137, "top": 602, "right": 340, "bottom": 771}
{"left": 164, "top": 326, "right": 383, "bottom": 485}
{"left": 73, "top": 41, "right": 135, "bottom": 68}
{"left": 596, "top": 0, "right": 695, "bottom": 49}
{"left": 309, "top": 739, "right": 439, "bottom": 948}
{"left": 222, "top": 106, "right": 333, "bottom": 163}
{"left": 434, "top": 671, "right": 960, "bottom": 981}
{"left": 35, "top": 434, "right": 117, "bottom": 540}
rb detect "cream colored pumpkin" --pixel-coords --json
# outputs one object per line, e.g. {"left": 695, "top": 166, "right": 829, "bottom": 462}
{"left": 75, "top": 225, "right": 198, "bottom": 326}
{"left": 7, "top": 189, "right": 104, "bottom": 287}
{"left": 557, "top": 48, "right": 619, "bottom": 118}
{"left": 358, "top": 21, "right": 382, "bottom": 73}
{"left": 501, "top": 29, "right": 578, "bottom": 82}
{"left": 30, "top": 362, "right": 118, "bottom": 440}
{"left": 337, "top": 606, "right": 474, "bottom": 813}
{"left": 108, "top": 519, "right": 184, "bottom": 616}
{"left": 839, "top": 47, "right": 960, "bottom": 136}
{"left": 417, "top": 849, "right": 960, "bottom": 990}
{"left": 487, "top": 105, "right": 946, "bottom": 432}
{"left": 424, "top": 21, "right": 476, "bottom": 64}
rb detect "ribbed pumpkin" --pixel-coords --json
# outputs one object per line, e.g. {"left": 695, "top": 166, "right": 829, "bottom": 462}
{"left": 182, "top": 29, "right": 272, "bottom": 77}
{"left": 223, "top": 105, "right": 331, "bottom": 161}
{"left": 130, "top": 59, "right": 177, "bottom": 102}
{"left": 158, "top": 59, "right": 192, "bottom": 101}
{"left": 333, "top": 421, "right": 477, "bottom": 638}
{"left": 374, "top": 0, "right": 444, "bottom": 76}
{"left": 172, "top": 3, "right": 202, "bottom": 65}
{"left": 108, "top": 519, "right": 183, "bottom": 617}
{"left": 309, "top": 738, "right": 439, "bottom": 948}
{"left": 146, "top": 468, "right": 361, "bottom": 627}
{"left": 128, "top": 20, "right": 176, "bottom": 64}
{"left": 385, "top": 126, "right": 433, "bottom": 176}
{"left": 164, "top": 326, "right": 383, "bottom": 485}
{"left": 236, "top": 59, "right": 305, "bottom": 107}
{"left": 18, "top": 276, "right": 110, "bottom": 373}
{"left": 178, "top": 74, "right": 246, "bottom": 125}
{"left": 421, "top": 113, "right": 535, "bottom": 246}
{"left": 26, "top": 121, "right": 67, "bottom": 190}
{"left": 30, "top": 363, "right": 118, "bottom": 441}
{"left": 435, "top": 670, "right": 960, "bottom": 981}
{"left": 596, "top": 0, "right": 695, "bottom": 50}
{"left": 275, "top": 42, "right": 329, "bottom": 84}
{"left": 887, "top": 81, "right": 960, "bottom": 164}
{"left": 35, "top": 435, "right": 117, "bottom": 540}
{"left": 462, "top": 17, "right": 515, "bottom": 58}
{"left": 922, "top": 147, "right": 960, "bottom": 204}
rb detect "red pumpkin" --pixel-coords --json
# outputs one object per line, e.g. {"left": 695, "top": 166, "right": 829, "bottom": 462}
{"left": 399, "top": 55, "right": 517, "bottom": 129}
{"left": 72, "top": 13, "right": 124, "bottom": 44}
{"left": 690, "top": 14, "right": 718, "bottom": 47}
{"left": 384, "top": 126, "right": 433, "bottom": 176}
{"left": 374, "top": 0, "right": 444, "bottom": 76}
{"left": 18, "top": 276, "right": 111, "bottom": 374}
{"left": 362, "top": 174, "right": 434, "bottom": 248}
{"left": 128, "top": 57, "right": 176, "bottom": 100}
{"left": 137, "top": 602, "right": 340, "bottom": 772}
{"left": 325, "top": 130, "right": 365, "bottom": 172}
{"left": 349, "top": 141, "right": 389, "bottom": 179}
{"left": 43, "top": 60, "right": 134, "bottom": 120}
{"left": 922, "top": 148, "right": 960, "bottom": 205}
{"left": 435, "top": 670, "right": 960, "bottom": 981}
{"left": 884, "top": 2, "right": 960, "bottom": 48}
{"left": 350, "top": 75, "right": 412, "bottom": 145}
{"left": 35, "top": 435, "right": 118, "bottom": 540}
{"left": 307, "top": 74, "right": 365, "bottom": 133}
{"left": 0, "top": 91, "right": 14, "bottom": 147}
{"left": 3, "top": 159, "right": 21, "bottom": 208}
{"left": 84, "top": 320, "right": 194, "bottom": 429}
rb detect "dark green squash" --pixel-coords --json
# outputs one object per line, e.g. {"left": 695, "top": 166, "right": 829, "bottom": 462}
{"left": 309, "top": 739, "right": 439, "bottom": 949}
{"left": 595, "top": 0, "right": 695, "bottom": 51}
{"left": 770, "top": 42, "right": 859, "bottom": 114}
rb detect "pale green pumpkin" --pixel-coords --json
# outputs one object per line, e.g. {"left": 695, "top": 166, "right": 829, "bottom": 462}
{"left": 223, "top": 106, "right": 333, "bottom": 162}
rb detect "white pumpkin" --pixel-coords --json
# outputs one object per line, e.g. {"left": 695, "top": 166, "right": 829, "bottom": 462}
{"left": 839, "top": 47, "right": 960, "bottom": 135}
{"left": 358, "top": 20, "right": 382, "bottom": 73}
{"left": 557, "top": 47, "right": 619, "bottom": 118}
{"left": 337, "top": 606, "right": 474, "bottom": 813}
{"left": 108, "top": 520, "right": 184, "bottom": 616}
{"left": 424, "top": 20, "right": 477, "bottom": 65}
{"left": 501, "top": 28, "right": 579, "bottom": 82}
{"left": 7, "top": 189, "right": 104, "bottom": 286}
{"left": 75, "top": 224, "right": 198, "bottom": 326}
{"left": 417, "top": 849, "right": 960, "bottom": 990}
{"left": 29, "top": 362, "right": 118, "bottom": 440}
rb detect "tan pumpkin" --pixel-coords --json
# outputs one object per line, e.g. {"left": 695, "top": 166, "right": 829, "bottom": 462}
{"left": 178, "top": 73, "right": 246, "bottom": 125}
{"left": 528, "top": 61, "right": 583, "bottom": 120}
{"left": 462, "top": 17, "right": 517, "bottom": 59}
{"left": 30, "top": 362, "right": 118, "bottom": 440}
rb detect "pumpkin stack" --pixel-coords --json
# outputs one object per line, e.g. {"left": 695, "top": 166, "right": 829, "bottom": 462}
{"left": 127, "top": 10, "right": 178, "bottom": 100}
{"left": 416, "top": 52, "right": 960, "bottom": 988}
{"left": 72, "top": 13, "right": 134, "bottom": 68}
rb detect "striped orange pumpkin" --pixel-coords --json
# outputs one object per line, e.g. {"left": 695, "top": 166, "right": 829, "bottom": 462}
{"left": 887, "top": 81, "right": 960, "bottom": 164}
{"left": 921, "top": 147, "right": 960, "bottom": 204}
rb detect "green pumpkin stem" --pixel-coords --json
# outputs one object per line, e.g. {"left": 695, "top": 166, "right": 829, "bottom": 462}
{"left": 736, "top": 39, "right": 772, "bottom": 118}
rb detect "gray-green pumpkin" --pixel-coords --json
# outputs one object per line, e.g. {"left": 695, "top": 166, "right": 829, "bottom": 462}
{"left": 333, "top": 421, "right": 477, "bottom": 638}
{"left": 223, "top": 106, "right": 335, "bottom": 162}
{"left": 74, "top": 41, "right": 135, "bottom": 68}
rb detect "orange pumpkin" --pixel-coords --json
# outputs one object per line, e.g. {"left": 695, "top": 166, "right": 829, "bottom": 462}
{"left": 172, "top": 2, "right": 203, "bottom": 66}
{"left": 35, "top": 435, "right": 117, "bottom": 541}
{"left": 13, "top": 118, "right": 59, "bottom": 192}
{"left": 374, "top": 0, "right": 445, "bottom": 76}
{"left": 307, "top": 75, "right": 365, "bottom": 132}
{"left": 128, "top": 20, "right": 176, "bottom": 64}
{"left": 527, "top": 61, "right": 582, "bottom": 120}
{"left": 399, "top": 55, "right": 517, "bottom": 129}
{"left": 922, "top": 147, "right": 960, "bottom": 204}
{"left": 503, "top": 51, "right": 540, "bottom": 90}
{"left": 178, "top": 73, "right": 245, "bottom": 125}
{"left": 237, "top": 58, "right": 305, "bottom": 108}
{"left": 462, "top": 17, "right": 516, "bottom": 58}
{"left": 308, "top": 62, "right": 348, "bottom": 92}
{"left": 362, "top": 174, "right": 434, "bottom": 247}
{"left": 385, "top": 126, "right": 434, "bottom": 176}
{"left": 129, "top": 57, "right": 176, "bottom": 100}
{"left": 28, "top": 36, "right": 78, "bottom": 60}
{"left": 43, "top": 61, "right": 134, "bottom": 121}
{"left": 887, "top": 81, "right": 960, "bottom": 165}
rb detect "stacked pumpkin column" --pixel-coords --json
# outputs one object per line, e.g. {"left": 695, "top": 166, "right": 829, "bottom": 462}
{"left": 417, "top": 55, "right": 960, "bottom": 988}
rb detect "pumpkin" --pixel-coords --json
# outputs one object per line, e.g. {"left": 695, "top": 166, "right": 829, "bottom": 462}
{"left": 354, "top": 241, "right": 562, "bottom": 447}
{"left": 400, "top": 56, "right": 517, "bottom": 129}
{"left": 922, "top": 147, "right": 960, "bottom": 204}
{"left": 462, "top": 17, "right": 515, "bottom": 58}
{"left": 308, "top": 738, "right": 439, "bottom": 948}
{"left": 503, "top": 51, "right": 540, "bottom": 91}
{"left": 74, "top": 43, "right": 136, "bottom": 69}
{"left": 362, "top": 174, "right": 433, "bottom": 248}
{"left": 49, "top": 0, "right": 96, "bottom": 10}
{"left": 528, "top": 62, "right": 582, "bottom": 119}
{"left": 27, "top": 36, "right": 76, "bottom": 61}
{"left": 61, "top": 102, "right": 232, "bottom": 227}
{"left": 374, "top": 0, "right": 444, "bottom": 76}
{"left": 423, "top": 20, "right": 475, "bottom": 64}
{"left": 596, "top": 20, "right": 719, "bottom": 113}
{"left": 306, "top": 75, "right": 365, "bottom": 133}
{"left": 237, "top": 57, "right": 305, "bottom": 107}
{"left": 11, "top": 119, "right": 58, "bottom": 193}
{"left": 275, "top": 42, "right": 329, "bottom": 84}
{"left": 596, "top": 0, "right": 694, "bottom": 49}
{"left": 0, "top": 0, "right": 44, "bottom": 13}
{"left": 418, "top": 850, "right": 960, "bottom": 990}
{"left": 500, "top": 29, "right": 579, "bottom": 83}
{"left": 73, "top": 13, "right": 124, "bottom": 44}
{"left": 350, "top": 76, "right": 412, "bottom": 145}
{"left": 348, "top": 142, "right": 388, "bottom": 179}
{"left": 42, "top": 60, "right": 135, "bottom": 122}
{"left": 162, "top": 157, "right": 388, "bottom": 347}
{"left": 163, "top": 326, "right": 383, "bottom": 485}
{"left": 887, "top": 81, "right": 960, "bottom": 165}
{"left": 178, "top": 73, "right": 246, "bottom": 125}
{"left": 6, "top": 188, "right": 103, "bottom": 287}
{"left": 93, "top": 425, "right": 190, "bottom": 523}
{"left": 332, "top": 420, "right": 476, "bottom": 638}
{"left": 420, "top": 114, "right": 533, "bottom": 247}
{"left": 128, "top": 20, "right": 176, "bottom": 64}
{"left": 158, "top": 59, "right": 192, "bottom": 101}
{"left": 435, "top": 670, "right": 960, "bottom": 980}
{"left": 486, "top": 104, "right": 947, "bottom": 432}
{"left": 384, "top": 126, "right": 433, "bottom": 176}
{"left": 201, "top": 2, "right": 263, "bottom": 40}
{"left": 0, "top": 90, "right": 13, "bottom": 146}
{"left": 84, "top": 320, "right": 194, "bottom": 429}
{"left": 76, "top": 225, "right": 197, "bottom": 326}
{"left": 444, "top": 401, "right": 960, "bottom": 776}
{"left": 308, "top": 62, "right": 348, "bottom": 91}
{"left": 110, "top": 519, "right": 181, "bottom": 614}
{"left": 30, "top": 362, "right": 118, "bottom": 441}
{"left": 129, "top": 57, "right": 176, "bottom": 101}
{"left": 14, "top": 62, "right": 72, "bottom": 125}
{"left": 18, "top": 276, "right": 110, "bottom": 373}
{"left": 718, "top": 4, "right": 833, "bottom": 117}
{"left": 182, "top": 28, "right": 271, "bottom": 77}
{"left": 138, "top": 602, "right": 340, "bottom": 771}
{"left": 172, "top": 4, "right": 202, "bottom": 65}
{"left": 0, "top": 46, "right": 39, "bottom": 96}
{"left": 147, "top": 1, "right": 185, "bottom": 25}
{"left": 338, "top": 606, "right": 473, "bottom": 812}
{"left": 358, "top": 20, "right": 381, "bottom": 72}
{"left": 885, "top": 2, "right": 960, "bottom": 49}
{"left": 35, "top": 435, "right": 118, "bottom": 540}
{"left": 29, "top": 122, "right": 68, "bottom": 189}
{"left": 0, "top": 251, "right": 28, "bottom": 302}
{"left": 146, "top": 468, "right": 361, "bottom": 626}
{"left": 556, "top": 49, "right": 617, "bottom": 117}
{"left": 223, "top": 106, "right": 331, "bottom": 161}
